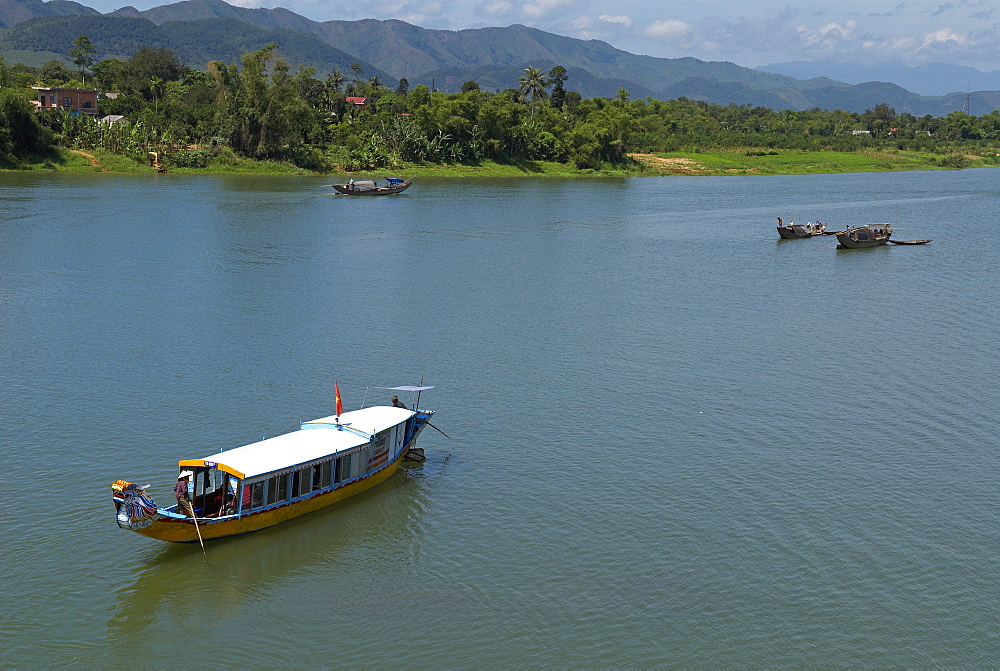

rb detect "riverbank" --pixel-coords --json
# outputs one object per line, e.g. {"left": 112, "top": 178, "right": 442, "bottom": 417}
{"left": 6, "top": 146, "right": 999, "bottom": 176}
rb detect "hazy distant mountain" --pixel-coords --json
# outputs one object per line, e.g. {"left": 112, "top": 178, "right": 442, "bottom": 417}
{"left": 2, "top": 0, "right": 997, "bottom": 116}
{"left": 758, "top": 60, "right": 1000, "bottom": 97}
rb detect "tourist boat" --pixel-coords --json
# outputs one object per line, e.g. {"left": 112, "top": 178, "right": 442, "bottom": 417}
{"left": 111, "top": 385, "right": 436, "bottom": 543}
{"left": 835, "top": 223, "right": 893, "bottom": 248}
{"left": 328, "top": 178, "right": 411, "bottom": 195}
{"left": 777, "top": 220, "right": 826, "bottom": 238}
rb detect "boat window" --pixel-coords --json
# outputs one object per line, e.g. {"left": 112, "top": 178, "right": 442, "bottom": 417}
{"left": 319, "top": 460, "right": 332, "bottom": 488}
{"left": 250, "top": 481, "right": 264, "bottom": 509}
{"left": 266, "top": 473, "right": 289, "bottom": 504}
{"left": 295, "top": 466, "right": 313, "bottom": 497}
{"left": 337, "top": 453, "right": 353, "bottom": 482}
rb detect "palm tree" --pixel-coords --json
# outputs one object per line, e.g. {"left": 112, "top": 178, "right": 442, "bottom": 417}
{"left": 149, "top": 76, "right": 163, "bottom": 115}
{"left": 327, "top": 70, "right": 344, "bottom": 93}
{"left": 518, "top": 66, "right": 548, "bottom": 122}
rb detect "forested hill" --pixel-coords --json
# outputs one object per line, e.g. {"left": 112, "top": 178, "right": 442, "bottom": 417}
{"left": 0, "top": 0, "right": 996, "bottom": 115}
{"left": 2, "top": 14, "right": 390, "bottom": 77}
{"left": 0, "top": 0, "right": 96, "bottom": 27}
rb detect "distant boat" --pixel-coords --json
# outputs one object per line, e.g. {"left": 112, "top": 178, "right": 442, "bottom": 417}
{"left": 777, "top": 219, "right": 826, "bottom": 238}
{"left": 835, "top": 223, "right": 893, "bottom": 248}
{"left": 328, "top": 178, "right": 412, "bottom": 195}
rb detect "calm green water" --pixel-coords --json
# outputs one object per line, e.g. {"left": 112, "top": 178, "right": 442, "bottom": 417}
{"left": 1, "top": 170, "right": 997, "bottom": 666}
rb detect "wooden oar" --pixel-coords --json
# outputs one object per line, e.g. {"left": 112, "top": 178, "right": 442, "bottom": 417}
{"left": 426, "top": 421, "right": 451, "bottom": 439}
{"left": 184, "top": 499, "right": 207, "bottom": 557}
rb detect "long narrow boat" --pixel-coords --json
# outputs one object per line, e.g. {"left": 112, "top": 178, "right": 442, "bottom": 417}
{"left": 836, "top": 223, "right": 893, "bottom": 248}
{"left": 328, "top": 178, "right": 411, "bottom": 195}
{"left": 111, "top": 386, "right": 435, "bottom": 543}
{"left": 777, "top": 221, "right": 826, "bottom": 238}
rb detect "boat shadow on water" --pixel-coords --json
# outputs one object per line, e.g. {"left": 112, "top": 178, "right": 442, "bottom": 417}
{"left": 105, "top": 455, "right": 448, "bottom": 643}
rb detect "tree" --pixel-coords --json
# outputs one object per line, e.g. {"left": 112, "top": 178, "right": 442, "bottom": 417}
{"left": 518, "top": 66, "right": 548, "bottom": 105}
{"left": 461, "top": 80, "right": 480, "bottom": 93}
{"left": 125, "top": 47, "right": 185, "bottom": 96}
{"left": 518, "top": 66, "right": 548, "bottom": 123}
{"left": 70, "top": 35, "right": 97, "bottom": 85}
{"left": 396, "top": 77, "right": 409, "bottom": 96}
{"left": 149, "top": 76, "right": 163, "bottom": 115}
{"left": 39, "top": 60, "right": 75, "bottom": 85}
{"left": 212, "top": 43, "right": 313, "bottom": 159}
{"left": 0, "top": 88, "right": 55, "bottom": 166}
{"left": 327, "top": 70, "right": 344, "bottom": 93}
{"left": 548, "top": 65, "right": 567, "bottom": 109}
{"left": 92, "top": 58, "right": 128, "bottom": 91}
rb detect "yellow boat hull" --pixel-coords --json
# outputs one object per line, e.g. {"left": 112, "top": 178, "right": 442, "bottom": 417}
{"left": 132, "top": 454, "right": 405, "bottom": 543}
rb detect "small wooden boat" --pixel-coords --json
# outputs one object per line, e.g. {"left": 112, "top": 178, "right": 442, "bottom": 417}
{"left": 328, "top": 178, "right": 411, "bottom": 195}
{"left": 836, "top": 223, "right": 893, "bottom": 249}
{"left": 111, "top": 385, "right": 436, "bottom": 543}
{"left": 889, "top": 239, "right": 932, "bottom": 245}
{"left": 777, "top": 220, "right": 826, "bottom": 238}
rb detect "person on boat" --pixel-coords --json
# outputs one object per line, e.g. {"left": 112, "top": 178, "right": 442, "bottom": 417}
{"left": 175, "top": 471, "right": 193, "bottom": 517}
{"left": 777, "top": 217, "right": 783, "bottom": 227}
{"left": 348, "top": 178, "right": 355, "bottom": 191}
{"left": 391, "top": 395, "right": 407, "bottom": 409}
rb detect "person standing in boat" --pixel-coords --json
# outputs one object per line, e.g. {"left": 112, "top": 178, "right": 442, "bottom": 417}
{"left": 392, "top": 395, "right": 407, "bottom": 409}
{"left": 174, "top": 472, "right": 193, "bottom": 517}
{"left": 777, "top": 217, "right": 783, "bottom": 227}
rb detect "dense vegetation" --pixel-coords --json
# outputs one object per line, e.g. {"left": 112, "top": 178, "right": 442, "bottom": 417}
{"left": 3, "top": 41, "right": 1000, "bottom": 172}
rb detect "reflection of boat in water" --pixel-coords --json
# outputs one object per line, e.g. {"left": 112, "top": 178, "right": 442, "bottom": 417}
{"left": 107, "top": 456, "right": 435, "bottom": 643}
{"left": 328, "top": 178, "right": 411, "bottom": 195}
{"left": 835, "top": 223, "right": 893, "bottom": 248}
{"left": 111, "top": 385, "right": 436, "bottom": 543}
{"left": 776, "top": 217, "right": 826, "bottom": 238}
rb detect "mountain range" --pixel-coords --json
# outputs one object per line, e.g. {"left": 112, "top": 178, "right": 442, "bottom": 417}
{"left": 2, "top": 0, "right": 997, "bottom": 116}
{"left": 757, "top": 60, "right": 1000, "bottom": 98}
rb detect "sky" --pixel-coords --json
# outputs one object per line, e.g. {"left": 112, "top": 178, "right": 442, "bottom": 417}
{"left": 76, "top": 0, "right": 1000, "bottom": 71}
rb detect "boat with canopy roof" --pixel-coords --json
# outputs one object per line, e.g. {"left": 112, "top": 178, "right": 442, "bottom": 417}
{"left": 111, "top": 385, "right": 436, "bottom": 543}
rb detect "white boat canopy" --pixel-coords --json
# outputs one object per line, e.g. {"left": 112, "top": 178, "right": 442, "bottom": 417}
{"left": 179, "top": 406, "right": 415, "bottom": 480}
{"left": 388, "top": 385, "right": 435, "bottom": 391}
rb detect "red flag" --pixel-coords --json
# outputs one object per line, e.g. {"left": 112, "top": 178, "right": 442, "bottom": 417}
{"left": 335, "top": 380, "right": 343, "bottom": 416}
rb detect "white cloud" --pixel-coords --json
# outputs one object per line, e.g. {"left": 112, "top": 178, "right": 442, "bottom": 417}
{"left": 644, "top": 19, "right": 691, "bottom": 41}
{"left": 921, "top": 26, "right": 972, "bottom": 47}
{"left": 795, "top": 20, "right": 858, "bottom": 46}
{"left": 478, "top": 0, "right": 514, "bottom": 18}
{"left": 598, "top": 14, "right": 632, "bottom": 28}
{"left": 520, "top": 0, "right": 582, "bottom": 21}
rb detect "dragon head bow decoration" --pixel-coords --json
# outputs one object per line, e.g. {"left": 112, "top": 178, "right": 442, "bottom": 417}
{"left": 111, "top": 480, "right": 159, "bottom": 530}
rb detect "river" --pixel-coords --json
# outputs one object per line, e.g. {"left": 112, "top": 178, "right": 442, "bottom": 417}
{"left": 1, "top": 169, "right": 997, "bottom": 665}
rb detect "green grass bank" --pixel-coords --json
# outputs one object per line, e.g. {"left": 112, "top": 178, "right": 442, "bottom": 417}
{"left": 6, "top": 146, "right": 1000, "bottom": 176}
